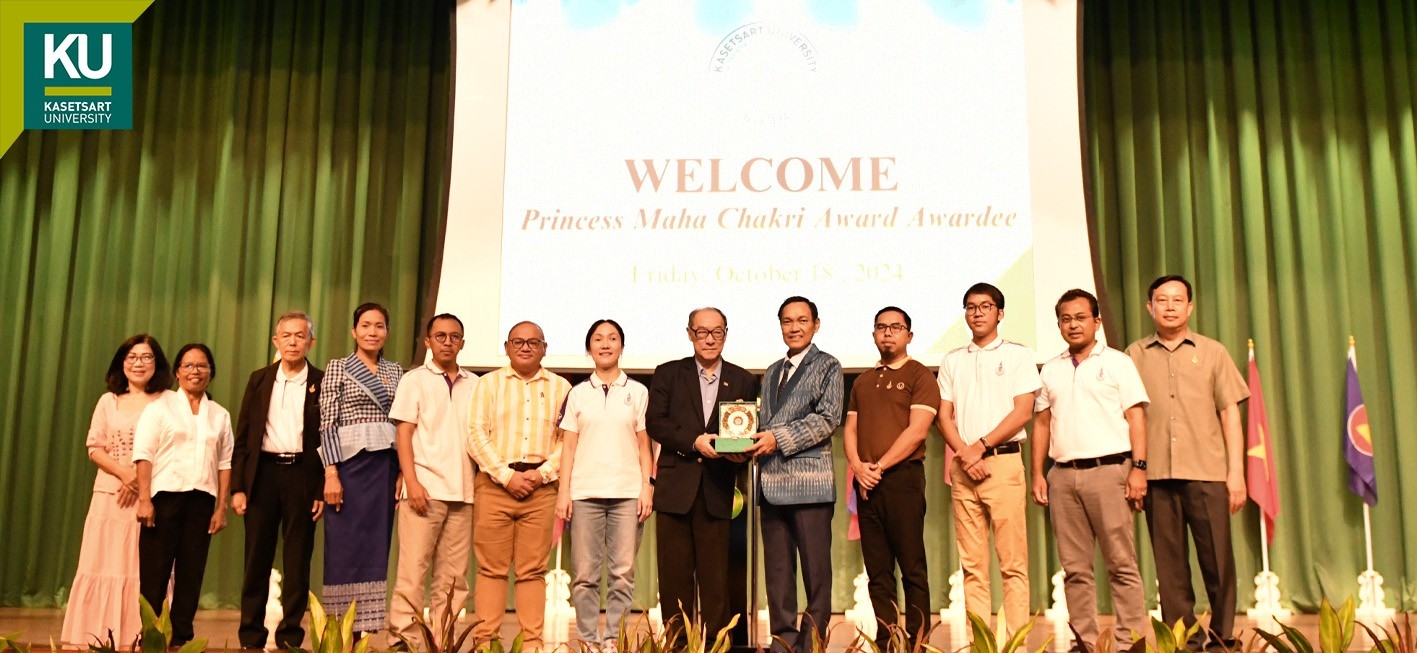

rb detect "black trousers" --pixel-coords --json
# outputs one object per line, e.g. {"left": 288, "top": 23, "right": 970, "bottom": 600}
{"left": 760, "top": 500, "right": 833, "bottom": 653}
{"left": 238, "top": 457, "right": 318, "bottom": 648}
{"left": 656, "top": 493, "right": 735, "bottom": 646}
{"left": 1144, "top": 480, "right": 1237, "bottom": 647}
{"left": 857, "top": 461, "right": 930, "bottom": 647}
{"left": 139, "top": 490, "right": 216, "bottom": 645}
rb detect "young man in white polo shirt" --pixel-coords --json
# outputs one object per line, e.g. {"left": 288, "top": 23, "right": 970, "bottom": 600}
{"left": 388, "top": 314, "right": 478, "bottom": 649}
{"left": 1032, "top": 289, "right": 1149, "bottom": 651}
{"left": 936, "top": 283, "right": 1039, "bottom": 637}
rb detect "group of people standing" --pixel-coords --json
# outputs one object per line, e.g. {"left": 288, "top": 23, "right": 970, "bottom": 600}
{"left": 61, "top": 276, "right": 1250, "bottom": 653}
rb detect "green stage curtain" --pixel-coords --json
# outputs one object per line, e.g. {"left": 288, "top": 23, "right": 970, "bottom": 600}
{"left": 1084, "top": 0, "right": 1416, "bottom": 611}
{"left": 0, "top": 0, "right": 452, "bottom": 609}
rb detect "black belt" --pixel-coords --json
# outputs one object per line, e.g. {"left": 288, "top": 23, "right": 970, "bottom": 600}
{"left": 260, "top": 452, "right": 303, "bottom": 465}
{"left": 981, "top": 441, "right": 1022, "bottom": 458}
{"left": 1054, "top": 453, "right": 1130, "bottom": 469}
{"left": 508, "top": 461, "right": 542, "bottom": 472}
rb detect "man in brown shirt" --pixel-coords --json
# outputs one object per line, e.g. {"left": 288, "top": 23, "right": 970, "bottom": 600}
{"left": 1125, "top": 275, "right": 1249, "bottom": 650}
{"left": 844, "top": 306, "right": 941, "bottom": 648}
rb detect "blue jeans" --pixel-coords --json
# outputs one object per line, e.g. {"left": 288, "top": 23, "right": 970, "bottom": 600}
{"left": 570, "top": 498, "right": 642, "bottom": 644}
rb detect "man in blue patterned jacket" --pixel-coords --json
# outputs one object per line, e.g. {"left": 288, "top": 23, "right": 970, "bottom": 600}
{"left": 746, "top": 296, "right": 845, "bottom": 653}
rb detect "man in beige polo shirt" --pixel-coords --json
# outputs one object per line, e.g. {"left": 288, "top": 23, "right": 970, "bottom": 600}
{"left": 936, "top": 283, "right": 1039, "bottom": 637}
{"left": 389, "top": 314, "right": 478, "bottom": 650}
{"left": 466, "top": 321, "right": 572, "bottom": 651}
{"left": 1125, "top": 275, "right": 1249, "bottom": 650}
{"left": 1033, "top": 289, "right": 1149, "bottom": 651}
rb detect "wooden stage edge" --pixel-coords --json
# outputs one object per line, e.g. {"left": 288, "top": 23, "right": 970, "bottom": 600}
{"left": 4, "top": 610, "right": 1415, "bottom": 652}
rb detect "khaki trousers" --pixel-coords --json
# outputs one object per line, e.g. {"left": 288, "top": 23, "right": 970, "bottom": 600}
{"left": 1047, "top": 462, "right": 1147, "bottom": 651}
{"left": 951, "top": 452, "right": 1030, "bottom": 636}
{"left": 471, "top": 473, "right": 557, "bottom": 651}
{"left": 388, "top": 499, "right": 474, "bottom": 650}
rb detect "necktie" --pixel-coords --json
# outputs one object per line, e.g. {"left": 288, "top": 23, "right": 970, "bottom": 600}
{"left": 777, "top": 360, "right": 794, "bottom": 399}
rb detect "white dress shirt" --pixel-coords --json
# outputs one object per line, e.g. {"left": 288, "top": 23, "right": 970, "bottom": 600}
{"left": 937, "top": 337, "right": 1041, "bottom": 445}
{"left": 389, "top": 361, "right": 478, "bottom": 503}
{"left": 262, "top": 362, "right": 308, "bottom": 454}
{"left": 1036, "top": 344, "right": 1150, "bottom": 462}
{"left": 132, "top": 390, "right": 234, "bottom": 497}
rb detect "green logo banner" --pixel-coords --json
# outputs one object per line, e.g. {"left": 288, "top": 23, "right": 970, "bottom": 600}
{"left": 0, "top": 0, "right": 153, "bottom": 156}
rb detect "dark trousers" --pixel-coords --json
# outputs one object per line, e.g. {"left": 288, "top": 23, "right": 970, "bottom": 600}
{"left": 760, "top": 500, "right": 833, "bottom": 653}
{"left": 238, "top": 457, "right": 317, "bottom": 648}
{"left": 656, "top": 494, "right": 734, "bottom": 646}
{"left": 857, "top": 461, "right": 930, "bottom": 648}
{"left": 1145, "top": 480, "right": 1237, "bottom": 647}
{"left": 139, "top": 490, "right": 216, "bottom": 645}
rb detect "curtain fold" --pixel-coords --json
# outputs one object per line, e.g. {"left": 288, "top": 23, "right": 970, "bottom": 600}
{"left": 0, "top": 0, "right": 452, "bottom": 608}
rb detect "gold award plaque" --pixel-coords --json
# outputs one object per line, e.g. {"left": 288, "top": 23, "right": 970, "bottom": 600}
{"left": 715, "top": 401, "right": 758, "bottom": 453}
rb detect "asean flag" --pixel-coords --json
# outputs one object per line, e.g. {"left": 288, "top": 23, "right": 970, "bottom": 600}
{"left": 1344, "top": 341, "right": 1377, "bottom": 506}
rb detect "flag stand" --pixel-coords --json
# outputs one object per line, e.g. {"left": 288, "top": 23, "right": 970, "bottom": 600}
{"left": 543, "top": 534, "right": 574, "bottom": 645}
{"left": 1354, "top": 503, "right": 1393, "bottom": 630}
{"left": 1245, "top": 518, "right": 1290, "bottom": 631}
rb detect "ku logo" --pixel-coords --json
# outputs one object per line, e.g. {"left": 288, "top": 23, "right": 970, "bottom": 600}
{"left": 23, "top": 23, "right": 134, "bottom": 130}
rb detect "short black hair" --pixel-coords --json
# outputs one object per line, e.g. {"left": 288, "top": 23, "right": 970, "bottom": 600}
{"left": 173, "top": 343, "right": 217, "bottom": 395}
{"left": 584, "top": 319, "right": 625, "bottom": 351}
{"left": 1054, "top": 289, "right": 1100, "bottom": 318}
{"left": 687, "top": 307, "right": 728, "bottom": 328}
{"left": 426, "top": 313, "right": 464, "bottom": 336}
{"left": 873, "top": 306, "right": 912, "bottom": 330}
{"left": 352, "top": 302, "right": 390, "bottom": 328}
{"left": 1147, "top": 275, "right": 1193, "bottom": 302}
{"left": 962, "top": 283, "right": 1005, "bottom": 310}
{"left": 105, "top": 334, "right": 172, "bottom": 395}
{"left": 777, "top": 296, "right": 818, "bottom": 321}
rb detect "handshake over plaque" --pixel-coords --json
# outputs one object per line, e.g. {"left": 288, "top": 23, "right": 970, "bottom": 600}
{"left": 715, "top": 400, "right": 758, "bottom": 453}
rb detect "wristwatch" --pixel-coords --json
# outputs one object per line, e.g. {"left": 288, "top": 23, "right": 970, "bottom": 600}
{"left": 1132, "top": 459, "right": 1148, "bottom": 471}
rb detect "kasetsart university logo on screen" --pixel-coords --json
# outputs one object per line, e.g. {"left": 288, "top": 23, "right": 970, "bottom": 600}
{"left": 23, "top": 23, "right": 134, "bottom": 130}
{"left": 710, "top": 23, "right": 818, "bottom": 73}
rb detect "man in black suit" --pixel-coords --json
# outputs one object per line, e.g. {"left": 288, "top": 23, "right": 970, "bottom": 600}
{"left": 231, "top": 311, "right": 326, "bottom": 649}
{"left": 648, "top": 307, "right": 760, "bottom": 646}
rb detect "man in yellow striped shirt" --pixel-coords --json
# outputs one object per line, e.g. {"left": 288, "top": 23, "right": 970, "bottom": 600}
{"left": 466, "top": 321, "right": 572, "bottom": 651}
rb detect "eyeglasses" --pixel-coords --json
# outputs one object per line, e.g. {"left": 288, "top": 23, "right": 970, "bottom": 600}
{"left": 873, "top": 323, "right": 908, "bottom": 334}
{"left": 691, "top": 328, "right": 726, "bottom": 341}
{"left": 179, "top": 363, "right": 211, "bottom": 372}
{"left": 432, "top": 333, "right": 463, "bottom": 344}
{"left": 1058, "top": 314, "right": 1094, "bottom": 326}
{"left": 124, "top": 353, "right": 155, "bottom": 365}
{"left": 964, "top": 302, "right": 997, "bottom": 315}
{"left": 507, "top": 338, "right": 545, "bottom": 350}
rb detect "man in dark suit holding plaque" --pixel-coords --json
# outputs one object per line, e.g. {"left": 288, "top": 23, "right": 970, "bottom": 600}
{"left": 230, "top": 311, "right": 326, "bottom": 649}
{"left": 648, "top": 307, "right": 760, "bottom": 646}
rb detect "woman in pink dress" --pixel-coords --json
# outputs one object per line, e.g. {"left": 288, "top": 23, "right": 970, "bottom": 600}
{"left": 61, "top": 334, "right": 173, "bottom": 648}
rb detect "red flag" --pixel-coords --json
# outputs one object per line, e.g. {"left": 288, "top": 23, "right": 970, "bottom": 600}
{"left": 1245, "top": 341, "right": 1280, "bottom": 542}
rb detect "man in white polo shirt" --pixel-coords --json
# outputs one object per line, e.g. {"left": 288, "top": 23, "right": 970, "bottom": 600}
{"left": 388, "top": 314, "right": 478, "bottom": 649}
{"left": 1032, "top": 289, "right": 1149, "bottom": 651}
{"left": 936, "top": 283, "right": 1039, "bottom": 637}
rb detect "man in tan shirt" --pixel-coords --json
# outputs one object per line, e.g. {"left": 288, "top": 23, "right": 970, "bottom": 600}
{"left": 466, "top": 321, "right": 572, "bottom": 651}
{"left": 1125, "top": 275, "right": 1249, "bottom": 650}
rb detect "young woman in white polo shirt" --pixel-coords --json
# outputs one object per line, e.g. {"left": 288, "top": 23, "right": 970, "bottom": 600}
{"left": 555, "top": 319, "right": 654, "bottom": 650}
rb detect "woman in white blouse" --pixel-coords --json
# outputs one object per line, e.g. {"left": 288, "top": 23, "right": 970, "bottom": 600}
{"left": 555, "top": 319, "right": 654, "bottom": 648}
{"left": 132, "top": 343, "right": 233, "bottom": 647}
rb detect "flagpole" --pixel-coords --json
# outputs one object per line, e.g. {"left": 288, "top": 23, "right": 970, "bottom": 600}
{"left": 1259, "top": 519, "right": 1270, "bottom": 573}
{"left": 1245, "top": 339, "right": 1289, "bottom": 631}
{"left": 1348, "top": 335, "right": 1394, "bottom": 632}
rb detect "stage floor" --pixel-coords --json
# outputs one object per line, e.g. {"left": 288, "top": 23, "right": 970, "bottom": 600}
{"left": 2, "top": 609, "right": 1406, "bottom": 651}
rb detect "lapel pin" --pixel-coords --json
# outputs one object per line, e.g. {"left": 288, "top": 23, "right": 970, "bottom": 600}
{"left": 309, "top": 385, "right": 316, "bottom": 394}
{"left": 722, "top": 381, "right": 729, "bottom": 387}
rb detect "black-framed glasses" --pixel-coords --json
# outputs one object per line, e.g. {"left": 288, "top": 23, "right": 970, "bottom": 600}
{"left": 432, "top": 333, "right": 464, "bottom": 344}
{"left": 124, "top": 353, "right": 155, "bottom": 364}
{"left": 873, "top": 323, "right": 908, "bottom": 334}
{"left": 691, "top": 328, "right": 726, "bottom": 341}
{"left": 1058, "top": 314, "right": 1094, "bottom": 326}
{"left": 508, "top": 338, "right": 545, "bottom": 350}
{"left": 964, "top": 302, "right": 997, "bottom": 315}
